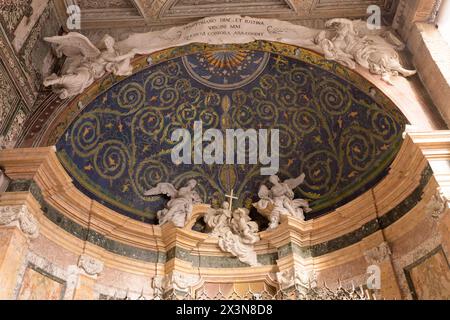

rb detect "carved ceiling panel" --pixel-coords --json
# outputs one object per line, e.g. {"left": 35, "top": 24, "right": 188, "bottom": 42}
{"left": 57, "top": 0, "right": 399, "bottom": 30}
{"left": 76, "top": 0, "right": 136, "bottom": 9}
{"left": 158, "top": 0, "right": 295, "bottom": 18}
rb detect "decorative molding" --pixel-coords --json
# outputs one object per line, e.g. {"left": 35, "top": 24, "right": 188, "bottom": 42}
{"left": 162, "top": 0, "right": 294, "bottom": 18}
{"left": 276, "top": 268, "right": 295, "bottom": 290}
{"left": 0, "top": 161, "right": 432, "bottom": 265}
{"left": 0, "top": 0, "right": 33, "bottom": 40}
{"left": 136, "top": 0, "right": 167, "bottom": 20}
{"left": 0, "top": 104, "right": 27, "bottom": 149}
{"left": 164, "top": 272, "right": 202, "bottom": 292}
{"left": 426, "top": 188, "right": 448, "bottom": 219}
{"left": 152, "top": 275, "right": 165, "bottom": 297}
{"left": 429, "top": 0, "right": 443, "bottom": 23}
{"left": 77, "top": 0, "right": 136, "bottom": 10}
{"left": 0, "top": 15, "right": 36, "bottom": 106}
{"left": 364, "top": 241, "right": 392, "bottom": 265}
{"left": 0, "top": 205, "right": 39, "bottom": 239}
{"left": 77, "top": 254, "right": 104, "bottom": 276}
{"left": 0, "top": 60, "right": 20, "bottom": 135}
{"left": 276, "top": 267, "right": 317, "bottom": 290}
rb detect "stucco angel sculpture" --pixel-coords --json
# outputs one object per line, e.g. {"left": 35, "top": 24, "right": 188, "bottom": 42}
{"left": 314, "top": 18, "right": 416, "bottom": 84}
{"left": 43, "top": 33, "right": 136, "bottom": 99}
{"left": 144, "top": 180, "right": 201, "bottom": 228}
{"left": 254, "top": 174, "right": 312, "bottom": 230}
{"left": 204, "top": 202, "right": 260, "bottom": 267}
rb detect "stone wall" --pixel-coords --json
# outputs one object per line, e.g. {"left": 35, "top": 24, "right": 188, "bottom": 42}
{"left": 393, "top": 0, "right": 450, "bottom": 128}
{"left": 406, "top": 23, "right": 450, "bottom": 127}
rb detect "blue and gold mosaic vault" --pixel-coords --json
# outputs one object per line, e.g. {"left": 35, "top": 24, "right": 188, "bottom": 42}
{"left": 56, "top": 42, "right": 406, "bottom": 223}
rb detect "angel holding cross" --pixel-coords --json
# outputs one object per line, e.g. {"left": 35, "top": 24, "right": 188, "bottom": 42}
{"left": 203, "top": 190, "right": 261, "bottom": 266}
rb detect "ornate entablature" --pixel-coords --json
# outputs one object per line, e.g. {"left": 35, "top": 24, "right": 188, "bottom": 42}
{"left": 426, "top": 188, "right": 448, "bottom": 220}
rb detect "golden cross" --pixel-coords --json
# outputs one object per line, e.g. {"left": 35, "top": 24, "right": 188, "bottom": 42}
{"left": 225, "top": 189, "right": 238, "bottom": 211}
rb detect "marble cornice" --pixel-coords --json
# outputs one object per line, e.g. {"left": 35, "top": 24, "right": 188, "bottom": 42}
{"left": 1, "top": 162, "right": 432, "bottom": 267}
{"left": 277, "top": 166, "right": 432, "bottom": 259}
{"left": 0, "top": 137, "right": 437, "bottom": 268}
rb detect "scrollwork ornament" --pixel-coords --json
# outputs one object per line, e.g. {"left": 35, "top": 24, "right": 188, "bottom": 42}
{"left": 426, "top": 188, "right": 448, "bottom": 219}
{"left": 167, "top": 272, "right": 201, "bottom": 292}
{"left": 364, "top": 242, "right": 392, "bottom": 265}
{"left": 78, "top": 254, "right": 104, "bottom": 276}
{"left": 0, "top": 205, "right": 39, "bottom": 239}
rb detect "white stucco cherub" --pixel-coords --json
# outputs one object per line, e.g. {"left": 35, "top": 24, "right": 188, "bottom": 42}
{"left": 314, "top": 18, "right": 416, "bottom": 84}
{"left": 43, "top": 33, "right": 136, "bottom": 99}
{"left": 204, "top": 202, "right": 261, "bottom": 266}
{"left": 144, "top": 180, "right": 201, "bottom": 228}
{"left": 254, "top": 174, "right": 312, "bottom": 230}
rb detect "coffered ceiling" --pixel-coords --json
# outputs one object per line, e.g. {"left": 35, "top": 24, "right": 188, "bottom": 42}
{"left": 55, "top": 0, "right": 399, "bottom": 31}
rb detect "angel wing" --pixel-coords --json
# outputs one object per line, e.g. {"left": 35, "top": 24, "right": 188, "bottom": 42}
{"left": 258, "top": 185, "right": 271, "bottom": 199}
{"left": 204, "top": 206, "right": 223, "bottom": 229}
{"left": 284, "top": 173, "right": 306, "bottom": 190}
{"left": 144, "top": 183, "right": 178, "bottom": 198}
{"left": 44, "top": 32, "right": 101, "bottom": 59}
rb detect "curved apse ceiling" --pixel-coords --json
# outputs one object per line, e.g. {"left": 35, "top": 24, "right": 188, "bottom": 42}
{"left": 55, "top": 42, "right": 407, "bottom": 224}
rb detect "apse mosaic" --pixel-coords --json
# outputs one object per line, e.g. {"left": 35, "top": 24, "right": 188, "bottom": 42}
{"left": 56, "top": 42, "right": 406, "bottom": 223}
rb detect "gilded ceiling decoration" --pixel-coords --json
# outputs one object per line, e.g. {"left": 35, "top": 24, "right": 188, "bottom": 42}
{"left": 54, "top": 41, "right": 406, "bottom": 223}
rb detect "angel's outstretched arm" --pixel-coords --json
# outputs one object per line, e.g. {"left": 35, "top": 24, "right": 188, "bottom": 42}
{"left": 102, "top": 49, "right": 137, "bottom": 63}
{"left": 144, "top": 183, "right": 177, "bottom": 198}
{"left": 285, "top": 173, "right": 306, "bottom": 189}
